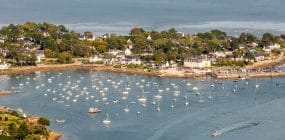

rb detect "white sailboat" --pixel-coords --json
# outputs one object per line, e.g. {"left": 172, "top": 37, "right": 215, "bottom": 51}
{"left": 156, "top": 102, "right": 160, "bottom": 112}
{"left": 138, "top": 88, "right": 147, "bottom": 105}
{"left": 124, "top": 105, "right": 130, "bottom": 112}
{"left": 102, "top": 113, "right": 111, "bottom": 125}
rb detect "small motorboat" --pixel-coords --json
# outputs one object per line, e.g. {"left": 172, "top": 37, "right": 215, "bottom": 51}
{"left": 56, "top": 119, "right": 65, "bottom": 123}
{"left": 211, "top": 131, "right": 222, "bottom": 137}
{"left": 88, "top": 107, "right": 102, "bottom": 113}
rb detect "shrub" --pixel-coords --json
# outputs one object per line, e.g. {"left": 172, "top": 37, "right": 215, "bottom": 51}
{"left": 24, "top": 134, "right": 41, "bottom": 140}
{"left": 38, "top": 117, "right": 50, "bottom": 126}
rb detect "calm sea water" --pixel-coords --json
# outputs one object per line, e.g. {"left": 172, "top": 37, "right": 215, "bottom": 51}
{"left": 0, "top": 0, "right": 285, "bottom": 35}
{"left": 0, "top": 71, "right": 285, "bottom": 140}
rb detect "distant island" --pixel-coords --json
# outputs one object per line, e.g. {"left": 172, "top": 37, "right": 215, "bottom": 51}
{"left": 0, "top": 106, "right": 61, "bottom": 140}
{"left": 0, "top": 22, "right": 285, "bottom": 78}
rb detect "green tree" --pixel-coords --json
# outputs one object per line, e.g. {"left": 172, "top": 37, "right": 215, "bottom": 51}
{"left": 93, "top": 40, "right": 108, "bottom": 53}
{"left": 17, "top": 122, "right": 29, "bottom": 140}
{"left": 262, "top": 33, "right": 275, "bottom": 47}
{"left": 72, "top": 44, "right": 91, "bottom": 57}
{"left": 130, "top": 28, "right": 145, "bottom": 37}
{"left": 84, "top": 32, "right": 93, "bottom": 39}
{"left": 57, "top": 52, "right": 73, "bottom": 64}
{"left": 8, "top": 123, "right": 17, "bottom": 137}
{"left": 38, "top": 117, "right": 50, "bottom": 126}
{"left": 239, "top": 33, "right": 258, "bottom": 44}
{"left": 153, "top": 51, "right": 166, "bottom": 65}
{"left": 44, "top": 48, "right": 58, "bottom": 58}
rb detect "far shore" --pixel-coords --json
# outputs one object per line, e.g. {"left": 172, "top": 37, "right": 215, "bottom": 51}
{"left": 0, "top": 63, "right": 285, "bottom": 79}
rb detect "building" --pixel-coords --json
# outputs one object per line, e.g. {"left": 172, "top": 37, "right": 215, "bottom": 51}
{"left": 184, "top": 55, "right": 212, "bottom": 68}
{"left": 254, "top": 53, "right": 265, "bottom": 61}
{"left": 263, "top": 43, "right": 281, "bottom": 52}
{"left": 213, "top": 51, "right": 227, "bottom": 58}
{"left": 161, "top": 60, "right": 177, "bottom": 68}
{"left": 0, "top": 48, "right": 9, "bottom": 57}
{"left": 107, "top": 49, "right": 122, "bottom": 56}
{"left": 26, "top": 116, "right": 39, "bottom": 124}
{"left": 79, "top": 33, "right": 96, "bottom": 41}
{"left": 124, "top": 48, "right": 132, "bottom": 56}
{"left": 0, "top": 60, "right": 10, "bottom": 70}
{"left": 35, "top": 50, "right": 46, "bottom": 63}
{"left": 89, "top": 55, "right": 103, "bottom": 63}
{"left": 147, "top": 35, "right": 152, "bottom": 41}
{"left": 126, "top": 56, "right": 142, "bottom": 65}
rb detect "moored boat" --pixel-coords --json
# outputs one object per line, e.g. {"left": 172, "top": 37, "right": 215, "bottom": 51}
{"left": 88, "top": 107, "right": 102, "bottom": 113}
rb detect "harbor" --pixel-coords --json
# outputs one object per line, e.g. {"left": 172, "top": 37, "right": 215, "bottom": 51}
{"left": 0, "top": 71, "right": 285, "bottom": 140}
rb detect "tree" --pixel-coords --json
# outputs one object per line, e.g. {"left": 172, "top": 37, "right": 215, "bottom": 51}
{"left": 57, "top": 52, "right": 73, "bottom": 64}
{"left": 17, "top": 122, "right": 29, "bottom": 140}
{"left": 44, "top": 48, "right": 58, "bottom": 58}
{"left": 93, "top": 40, "right": 108, "bottom": 53}
{"left": 153, "top": 51, "right": 166, "bottom": 65}
{"left": 130, "top": 28, "right": 145, "bottom": 37}
{"left": 211, "top": 29, "right": 227, "bottom": 40}
{"left": 38, "top": 117, "right": 50, "bottom": 126}
{"left": 8, "top": 123, "right": 17, "bottom": 137}
{"left": 244, "top": 51, "right": 255, "bottom": 62}
{"left": 84, "top": 32, "right": 93, "bottom": 39}
{"left": 72, "top": 44, "right": 91, "bottom": 57}
{"left": 262, "top": 33, "right": 275, "bottom": 47}
{"left": 106, "top": 35, "right": 127, "bottom": 50}
{"left": 239, "top": 33, "right": 258, "bottom": 44}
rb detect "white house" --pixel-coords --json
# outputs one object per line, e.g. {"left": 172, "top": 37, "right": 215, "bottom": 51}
{"left": 184, "top": 56, "right": 211, "bottom": 68}
{"left": 124, "top": 48, "right": 132, "bottom": 56}
{"left": 127, "top": 56, "right": 142, "bottom": 65}
{"left": 263, "top": 43, "right": 281, "bottom": 52}
{"left": 254, "top": 53, "right": 265, "bottom": 61}
{"left": 79, "top": 33, "right": 96, "bottom": 41}
{"left": 147, "top": 35, "right": 152, "bottom": 41}
{"left": 161, "top": 61, "right": 170, "bottom": 68}
{"left": 0, "top": 60, "right": 10, "bottom": 70}
{"left": 43, "top": 32, "right": 50, "bottom": 37}
{"left": 35, "top": 50, "right": 46, "bottom": 63}
{"left": 213, "top": 51, "right": 227, "bottom": 58}
{"left": 89, "top": 56, "right": 103, "bottom": 63}
{"left": 161, "top": 60, "right": 177, "bottom": 68}
{"left": 108, "top": 49, "right": 122, "bottom": 56}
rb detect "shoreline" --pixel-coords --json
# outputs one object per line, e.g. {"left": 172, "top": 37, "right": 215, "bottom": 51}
{"left": 45, "top": 131, "right": 61, "bottom": 140}
{"left": 0, "top": 63, "right": 285, "bottom": 79}
{"left": 0, "top": 90, "right": 16, "bottom": 95}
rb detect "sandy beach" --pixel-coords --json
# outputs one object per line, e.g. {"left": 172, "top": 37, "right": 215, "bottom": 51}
{"left": 0, "top": 91, "right": 16, "bottom": 95}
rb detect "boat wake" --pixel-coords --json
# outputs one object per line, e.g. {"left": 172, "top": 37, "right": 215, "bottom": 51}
{"left": 211, "top": 121, "right": 260, "bottom": 137}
